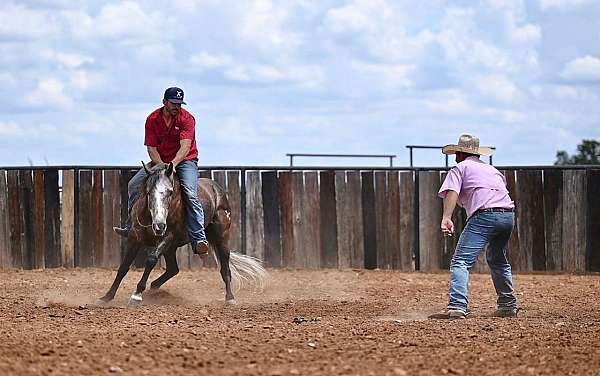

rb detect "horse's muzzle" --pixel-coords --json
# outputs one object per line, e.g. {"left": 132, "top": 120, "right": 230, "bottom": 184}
{"left": 152, "top": 223, "right": 167, "bottom": 236}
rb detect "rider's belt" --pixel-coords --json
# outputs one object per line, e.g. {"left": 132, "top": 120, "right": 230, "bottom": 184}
{"left": 473, "top": 207, "right": 515, "bottom": 216}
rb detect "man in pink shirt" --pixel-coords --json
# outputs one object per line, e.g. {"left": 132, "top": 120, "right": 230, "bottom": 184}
{"left": 433, "top": 134, "right": 518, "bottom": 319}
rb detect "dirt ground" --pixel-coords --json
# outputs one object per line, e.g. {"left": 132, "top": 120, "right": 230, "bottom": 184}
{"left": 1, "top": 267, "right": 599, "bottom": 376}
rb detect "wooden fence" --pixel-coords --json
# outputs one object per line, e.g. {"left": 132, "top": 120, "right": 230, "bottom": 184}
{"left": 0, "top": 166, "right": 598, "bottom": 273}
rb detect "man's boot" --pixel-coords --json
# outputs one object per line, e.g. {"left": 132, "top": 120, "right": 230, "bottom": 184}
{"left": 192, "top": 240, "right": 210, "bottom": 256}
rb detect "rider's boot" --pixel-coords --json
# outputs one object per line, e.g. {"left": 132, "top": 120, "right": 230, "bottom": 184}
{"left": 191, "top": 240, "right": 210, "bottom": 256}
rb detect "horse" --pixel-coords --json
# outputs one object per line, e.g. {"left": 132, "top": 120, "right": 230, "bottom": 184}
{"left": 98, "top": 162, "right": 268, "bottom": 305}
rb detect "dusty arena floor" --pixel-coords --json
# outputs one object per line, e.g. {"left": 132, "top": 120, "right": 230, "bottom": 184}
{"left": 0, "top": 268, "right": 599, "bottom": 376}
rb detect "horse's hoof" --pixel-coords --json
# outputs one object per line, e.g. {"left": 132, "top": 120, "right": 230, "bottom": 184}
{"left": 96, "top": 296, "right": 112, "bottom": 305}
{"left": 128, "top": 293, "right": 143, "bottom": 307}
{"left": 225, "top": 298, "right": 237, "bottom": 305}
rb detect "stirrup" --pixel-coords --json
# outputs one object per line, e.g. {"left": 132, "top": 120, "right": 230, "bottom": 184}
{"left": 113, "top": 226, "right": 129, "bottom": 238}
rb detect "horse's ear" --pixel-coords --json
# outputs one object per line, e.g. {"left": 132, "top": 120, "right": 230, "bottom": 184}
{"left": 166, "top": 162, "right": 174, "bottom": 176}
{"left": 142, "top": 161, "right": 151, "bottom": 174}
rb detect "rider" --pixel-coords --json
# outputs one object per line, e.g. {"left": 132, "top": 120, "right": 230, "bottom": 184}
{"left": 114, "top": 87, "right": 210, "bottom": 256}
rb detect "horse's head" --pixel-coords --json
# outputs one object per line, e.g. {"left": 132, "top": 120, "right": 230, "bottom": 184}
{"left": 142, "top": 161, "right": 175, "bottom": 237}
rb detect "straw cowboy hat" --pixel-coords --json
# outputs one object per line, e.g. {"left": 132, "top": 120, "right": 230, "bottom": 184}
{"left": 442, "top": 134, "right": 494, "bottom": 156}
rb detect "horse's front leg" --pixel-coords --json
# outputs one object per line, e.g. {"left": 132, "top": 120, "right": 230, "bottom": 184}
{"left": 98, "top": 242, "right": 141, "bottom": 303}
{"left": 129, "top": 235, "right": 173, "bottom": 306}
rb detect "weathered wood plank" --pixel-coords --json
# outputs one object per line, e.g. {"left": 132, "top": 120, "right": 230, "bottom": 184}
{"left": 587, "top": 169, "right": 600, "bottom": 272}
{"left": 335, "top": 171, "right": 351, "bottom": 269}
{"left": 176, "top": 245, "right": 191, "bottom": 271}
{"left": 246, "top": 171, "right": 265, "bottom": 261}
{"left": 92, "top": 170, "right": 104, "bottom": 267}
{"left": 261, "top": 171, "right": 281, "bottom": 268}
{"left": 503, "top": 170, "right": 521, "bottom": 270}
{"left": 319, "top": 170, "right": 338, "bottom": 268}
{"left": 226, "top": 170, "right": 242, "bottom": 253}
{"left": 347, "top": 171, "right": 364, "bottom": 269}
{"left": 451, "top": 208, "right": 472, "bottom": 271}
{"left": 120, "top": 169, "right": 136, "bottom": 263}
{"left": 562, "top": 170, "right": 587, "bottom": 272}
{"left": 77, "top": 170, "right": 94, "bottom": 267}
{"left": 399, "top": 171, "right": 415, "bottom": 271}
{"left": 7, "top": 171, "right": 21, "bottom": 269}
{"left": 543, "top": 169, "right": 563, "bottom": 271}
{"left": 361, "top": 171, "right": 377, "bottom": 269}
{"left": 304, "top": 171, "right": 321, "bottom": 269}
{"left": 19, "top": 170, "right": 34, "bottom": 270}
{"left": 291, "top": 171, "right": 305, "bottom": 268}
{"left": 199, "top": 170, "right": 212, "bottom": 179}
{"left": 515, "top": 170, "right": 545, "bottom": 272}
{"left": 61, "top": 170, "right": 75, "bottom": 268}
{"left": 440, "top": 172, "right": 453, "bottom": 271}
{"left": 212, "top": 170, "right": 225, "bottom": 191}
{"left": 33, "top": 171, "right": 45, "bottom": 269}
{"left": 387, "top": 171, "right": 401, "bottom": 270}
{"left": 103, "top": 170, "right": 122, "bottom": 268}
{"left": 374, "top": 171, "right": 390, "bottom": 269}
{"left": 44, "top": 169, "right": 61, "bottom": 269}
{"left": 278, "top": 172, "right": 293, "bottom": 268}
{"left": 418, "top": 171, "right": 442, "bottom": 272}
{"left": 0, "top": 171, "right": 9, "bottom": 269}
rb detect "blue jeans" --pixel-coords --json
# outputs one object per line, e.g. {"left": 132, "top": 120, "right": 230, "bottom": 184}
{"left": 127, "top": 160, "right": 207, "bottom": 243}
{"left": 448, "top": 212, "right": 517, "bottom": 313}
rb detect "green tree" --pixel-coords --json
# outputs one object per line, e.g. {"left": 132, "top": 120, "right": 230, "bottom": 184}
{"left": 555, "top": 139, "right": 600, "bottom": 165}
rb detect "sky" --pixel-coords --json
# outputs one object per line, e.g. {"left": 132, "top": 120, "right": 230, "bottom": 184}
{"left": 1, "top": 0, "right": 599, "bottom": 168}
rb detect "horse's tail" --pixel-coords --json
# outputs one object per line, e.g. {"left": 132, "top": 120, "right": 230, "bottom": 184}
{"left": 214, "top": 251, "right": 269, "bottom": 291}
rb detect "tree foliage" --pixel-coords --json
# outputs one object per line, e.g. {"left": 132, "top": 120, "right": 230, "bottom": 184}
{"left": 555, "top": 139, "right": 600, "bottom": 165}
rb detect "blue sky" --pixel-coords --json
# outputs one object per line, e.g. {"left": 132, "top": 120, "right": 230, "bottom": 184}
{"left": 1, "top": 0, "right": 599, "bottom": 167}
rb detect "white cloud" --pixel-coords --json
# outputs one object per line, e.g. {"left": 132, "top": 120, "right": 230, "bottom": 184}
{"left": 67, "top": 1, "right": 163, "bottom": 41}
{"left": 0, "top": 122, "right": 25, "bottom": 137}
{"left": 325, "top": 0, "right": 393, "bottom": 34}
{"left": 68, "top": 70, "right": 105, "bottom": 91}
{"left": 0, "top": 3, "right": 59, "bottom": 39}
{"left": 189, "top": 52, "right": 233, "bottom": 69}
{"left": 238, "top": 0, "right": 302, "bottom": 53}
{"left": 424, "top": 90, "right": 472, "bottom": 115}
{"left": 351, "top": 62, "right": 414, "bottom": 89}
{"left": 538, "top": 0, "right": 592, "bottom": 10}
{"left": 560, "top": 55, "right": 600, "bottom": 81}
{"left": 473, "top": 74, "right": 520, "bottom": 102}
{"left": 40, "top": 49, "right": 94, "bottom": 68}
{"left": 509, "top": 23, "right": 542, "bottom": 44}
{"left": 0, "top": 72, "right": 17, "bottom": 87}
{"left": 26, "top": 78, "right": 73, "bottom": 109}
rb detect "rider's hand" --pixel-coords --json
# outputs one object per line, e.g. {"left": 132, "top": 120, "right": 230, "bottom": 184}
{"left": 441, "top": 217, "right": 454, "bottom": 237}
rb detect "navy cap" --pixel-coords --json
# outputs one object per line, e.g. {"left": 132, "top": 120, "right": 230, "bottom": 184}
{"left": 163, "top": 87, "right": 186, "bottom": 105}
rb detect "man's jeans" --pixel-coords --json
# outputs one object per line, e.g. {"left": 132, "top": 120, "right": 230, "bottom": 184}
{"left": 448, "top": 212, "right": 517, "bottom": 313}
{"left": 127, "top": 160, "right": 207, "bottom": 243}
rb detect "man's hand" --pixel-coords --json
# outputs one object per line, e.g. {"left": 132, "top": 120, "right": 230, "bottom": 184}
{"left": 441, "top": 217, "right": 454, "bottom": 237}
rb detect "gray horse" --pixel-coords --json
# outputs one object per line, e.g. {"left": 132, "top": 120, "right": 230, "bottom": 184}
{"left": 98, "top": 162, "right": 267, "bottom": 305}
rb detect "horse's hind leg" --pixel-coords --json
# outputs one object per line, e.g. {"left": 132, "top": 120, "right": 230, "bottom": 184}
{"left": 98, "top": 242, "right": 140, "bottom": 303}
{"left": 150, "top": 246, "right": 179, "bottom": 290}
{"left": 207, "top": 212, "right": 235, "bottom": 303}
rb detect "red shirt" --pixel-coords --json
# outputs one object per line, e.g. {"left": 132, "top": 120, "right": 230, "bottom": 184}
{"left": 144, "top": 107, "right": 198, "bottom": 163}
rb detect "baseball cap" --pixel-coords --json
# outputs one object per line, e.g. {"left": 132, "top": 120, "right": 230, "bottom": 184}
{"left": 163, "top": 87, "right": 186, "bottom": 105}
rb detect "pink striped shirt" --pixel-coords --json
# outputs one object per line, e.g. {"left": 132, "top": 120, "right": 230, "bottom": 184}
{"left": 438, "top": 156, "right": 514, "bottom": 218}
